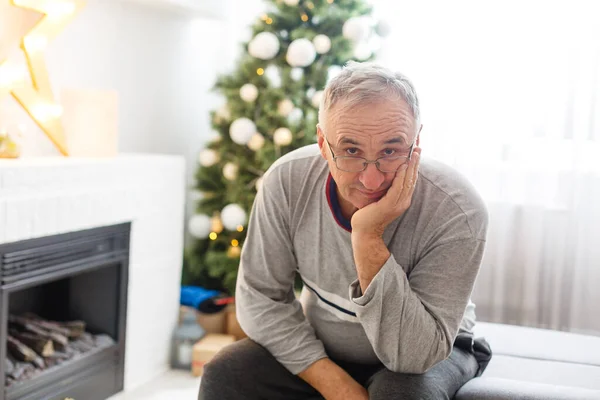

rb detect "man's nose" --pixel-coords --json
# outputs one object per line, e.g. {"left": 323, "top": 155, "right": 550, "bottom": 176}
{"left": 359, "top": 163, "right": 385, "bottom": 190}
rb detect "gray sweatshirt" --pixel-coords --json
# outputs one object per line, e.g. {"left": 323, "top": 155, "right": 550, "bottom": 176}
{"left": 236, "top": 144, "right": 488, "bottom": 375}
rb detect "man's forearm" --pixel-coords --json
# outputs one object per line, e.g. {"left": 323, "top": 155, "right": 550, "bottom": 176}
{"left": 351, "top": 233, "right": 390, "bottom": 293}
{"left": 298, "top": 358, "right": 367, "bottom": 400}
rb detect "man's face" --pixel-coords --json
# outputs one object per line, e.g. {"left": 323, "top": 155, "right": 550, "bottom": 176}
{"left": 318, "top": 98, "right": 420, "bottom": 217}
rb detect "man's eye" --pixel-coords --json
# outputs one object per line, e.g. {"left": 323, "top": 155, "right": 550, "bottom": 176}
{"left": 346, "top": 148, "right": 359, "bottom": 156}
{"left": 383, "top": 149, "right": 396, "bottom": 156}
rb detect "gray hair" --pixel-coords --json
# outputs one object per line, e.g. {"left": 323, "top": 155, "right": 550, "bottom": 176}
{"left": 318, "top": 61, "right": 421, "bottom": 133}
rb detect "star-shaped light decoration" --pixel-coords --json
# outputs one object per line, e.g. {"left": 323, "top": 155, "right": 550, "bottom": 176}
{"left": 0, "top": 0, "right": 85, "bottom": 156}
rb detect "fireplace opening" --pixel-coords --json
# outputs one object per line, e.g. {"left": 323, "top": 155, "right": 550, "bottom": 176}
{"left": 0, "top": 223, "right": 129, "bottom": 400}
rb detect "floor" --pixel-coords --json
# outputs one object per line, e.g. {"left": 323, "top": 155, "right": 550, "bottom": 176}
{"left": 108, "top": 369, "right": 201, "bottom": 400}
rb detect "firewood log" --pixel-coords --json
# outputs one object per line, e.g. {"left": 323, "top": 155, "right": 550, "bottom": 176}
{"left": 21, "top": 313, "right": 85, "bottom": 338}
{"left": 7, "top": 336, "right": 38, "bottom": 362}
{"left": 9, "top": 316, "right": 68, "bottom": 350}
{"left": 10, "top": 329, "right": 54, "bottom": 357}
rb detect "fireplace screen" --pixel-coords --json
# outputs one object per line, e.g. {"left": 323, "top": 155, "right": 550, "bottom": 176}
{"left": 0, "top": 223, "right": 129, "bottom": 400}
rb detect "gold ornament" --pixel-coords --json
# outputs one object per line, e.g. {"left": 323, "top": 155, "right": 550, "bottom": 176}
{"left": 211, "top": 214, "right": 224, "bottom": 233}
{"left": 227, "top": 245, "right": 241, "bottom": 258}
{"left": 0, "top": 0, "right": 85, "bottom": 156}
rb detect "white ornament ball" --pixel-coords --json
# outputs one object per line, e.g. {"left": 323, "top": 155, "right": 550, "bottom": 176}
{"left": 278, "top": 99, "right": 295, "bottom": 116}
{"left": 215, "top": 104, "right": 230, "bottom": 122}
{"left": 189, "top": 190, "right": 204, "bottom": 202}
{"left": 255, "top": 177, "right": 264, "bottom": 191}
{"left": 327, "top": 65, "right": 343, "bottom": 82}
{"left": 229, "top": 118, "right": 256, "bottom": 145}
{"left": 248, "top": 32, "right": 280, "bottom": 60}
{"left": 375, "top": 19, "right": 392, "bottom": 37}
{"left": 343, "top": 17, "right": 369, "bottom": 42}
{"left": 198, "top": 149, "right": 219, "bottom": 167}
{"left": 188, "top": 214, "right": 211, "bottom": 239}
{"left": 311, "top": 90, "right": 324, "bottom": 108}
{"left": 274, "top": 127, "right": 293, "bottom": 146}
{"left": 353, "top": 42, "right": 372, "bottom": 61}
{"left": 287, "top": 108, "right": 303, "bottom": 124}
{"left": 283, "top": 0, "right": 299, "bottom": 5}
{"left": 248, "top": 133, "right": 265, "bottom": 151}
{"left": 286, "top": 38, "right": 317, "bottom": 67}
{"left": 313, "top": 34, "right": 331, "bottom": 54}
{"left": 221, "top": 204, "right": 247, "bottom": 231}
{"left": 223, "top": 162, "right": 239, "bottom": 181}
{"left": 264, "top": 65, "right": 282, "bottom": 88}
{"left": 240, "top": 83, "right": 258, "bottom": 102}
{"left": 290, "top": 67, "right": 304, "bottom": 81}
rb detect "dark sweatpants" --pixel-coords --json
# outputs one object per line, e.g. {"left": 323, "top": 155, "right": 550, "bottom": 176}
{"left": 198, "top": 336, "right": 489, "bottom": 400}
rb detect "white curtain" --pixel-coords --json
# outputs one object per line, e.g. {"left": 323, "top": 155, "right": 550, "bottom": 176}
{"left": 371, "top": 0, "right": 600, "bottom": 335}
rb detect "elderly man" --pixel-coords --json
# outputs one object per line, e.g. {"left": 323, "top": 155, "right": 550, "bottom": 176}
{"left": 199, "top": 62, "right": 491, "bottom": 400}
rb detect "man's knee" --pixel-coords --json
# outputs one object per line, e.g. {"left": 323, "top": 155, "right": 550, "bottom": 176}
{"left": 199, "top": 338, "right": 265, "bottom": 399}
{"left": 368, "top": 371, "right": 448, "bottom": 400}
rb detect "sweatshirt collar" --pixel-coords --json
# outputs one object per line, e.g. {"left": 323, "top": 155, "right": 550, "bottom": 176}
{"left": 325, "top": 174, "right": 352, "bottom": 232}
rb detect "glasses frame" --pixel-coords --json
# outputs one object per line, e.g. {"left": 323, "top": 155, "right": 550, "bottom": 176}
{"left": 322, "top": 133, "right": 416, "bottom": 173}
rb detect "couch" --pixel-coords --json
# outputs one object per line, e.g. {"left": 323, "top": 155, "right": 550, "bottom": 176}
{"left": 455, "top": 322, "right": 600, "bottom": 399}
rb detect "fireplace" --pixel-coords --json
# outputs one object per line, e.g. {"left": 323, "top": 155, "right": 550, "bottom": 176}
{"left": 0, "top": 223, "right": 130, "bottom": 400}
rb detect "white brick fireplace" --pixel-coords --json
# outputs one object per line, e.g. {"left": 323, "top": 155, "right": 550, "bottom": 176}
{"left": 0, "top": 154, "right": 186, "bottom": 393}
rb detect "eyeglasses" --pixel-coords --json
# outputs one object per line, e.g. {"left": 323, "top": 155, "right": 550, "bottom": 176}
{"left": 323, "top": 134, "right": 415, "bottom": 173}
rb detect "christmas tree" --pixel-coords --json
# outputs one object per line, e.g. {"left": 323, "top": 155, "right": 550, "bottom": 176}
{"left": 184, "top": 0, "right": 390, "bottom": 295}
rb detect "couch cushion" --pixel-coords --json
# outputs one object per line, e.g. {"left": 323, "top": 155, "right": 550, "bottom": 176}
{"left": 473, "top": 322, "right": 600, "bottom": 366}
{"left": 481, "top": 354, "right": 600, "bottom": 390}
{"left": 456, "top": 377, "right": 600, "bottom": 400}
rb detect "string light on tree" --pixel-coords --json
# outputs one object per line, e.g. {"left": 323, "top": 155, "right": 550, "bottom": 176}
{"left": 239, "top": 83, "right": 258, "bottom": 102}
{"left": 274, "top": 127, "right": 293, "bottom": 146}
{"left": 283, "top": 0, "right": 299, "bottom": 5}
{"left": 229, "top": 117, "right": 256, "bottom": 145}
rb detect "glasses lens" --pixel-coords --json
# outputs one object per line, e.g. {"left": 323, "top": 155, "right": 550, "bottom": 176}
{"left": 336, "top": 157, "right": 366, "bottom": 172}
{"left": 378, "top": 157, "right": 409, "bottom": 172}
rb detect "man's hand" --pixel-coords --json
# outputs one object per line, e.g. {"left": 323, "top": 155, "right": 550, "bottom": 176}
{"left": 298, "top": 358, "right": 369, "bottom": 400}
{"left": 351, "top": 148, "right": 421, "bottom": 236}
{"left": 350, "top": 149, "right": 421, "bottom": 293}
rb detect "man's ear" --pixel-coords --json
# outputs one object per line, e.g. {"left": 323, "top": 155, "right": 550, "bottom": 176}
{"left": 316, "top": 125, "right": 327, "bottom": 160}
{"left": 416, "top": 124, "right": 423, "bottom": 146}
